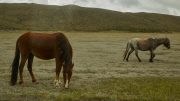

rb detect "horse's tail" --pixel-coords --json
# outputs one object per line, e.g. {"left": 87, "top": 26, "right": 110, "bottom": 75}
{"left": 10, "top": 41, "right": 20, "bottom": 86}
{"left": 123, "top": 42, "right": 130, "bottom": 61}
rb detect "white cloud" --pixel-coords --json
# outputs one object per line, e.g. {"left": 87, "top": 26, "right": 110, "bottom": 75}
{"left": 73, "top": 0, "right": 180, "bottom": 16}
{"left": 168, "top": 7, "right": 180, "bottom": 16}
{"left": 48, "top": 0, "right": 74, "bottom": 5}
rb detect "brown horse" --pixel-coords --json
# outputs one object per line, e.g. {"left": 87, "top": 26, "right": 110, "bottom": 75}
{"left": 10, "top": 32, "right": 74, "bottom": 88}
{"left": 123, "top": 37, "right": 170, "bottom": 62}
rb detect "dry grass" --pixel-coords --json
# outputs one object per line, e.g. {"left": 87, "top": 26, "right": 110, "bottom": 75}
{"left": 0, "top": 31, "right": 180, "bottom": 101}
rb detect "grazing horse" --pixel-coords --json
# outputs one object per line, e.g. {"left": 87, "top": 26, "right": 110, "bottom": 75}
{"left": 123, "top": 37, "right": 170, "bottom": 62}
{"left": 10, "top": 32, "right": 74, "bottom": 88}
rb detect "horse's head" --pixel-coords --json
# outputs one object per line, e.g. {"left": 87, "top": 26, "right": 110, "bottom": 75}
{"left": 63, "top": 62, "right": 74, "bottom": 88}
{"left": 163, "top": 38, "right": 170, "bottom": 49}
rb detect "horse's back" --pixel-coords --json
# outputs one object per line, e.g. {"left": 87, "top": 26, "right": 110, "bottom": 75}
{"left": 17, "top": 32, "right": 32, "bottom": 50}
{"left": 17, "top": 32, "right": 69, "bottom": 60}
{"left": 19, "top": 32, "right": 67, "bottom": 44}
{"left": 18, "top": 32, "right": 57, "bottom": 48}
{"left": 129, "top": 37, "right": 154, "bottom": 51}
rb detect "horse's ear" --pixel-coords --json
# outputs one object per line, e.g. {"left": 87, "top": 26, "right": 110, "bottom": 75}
{"left": 166, "top": 37, "right": 170, "bottom": 41}
{"left": 163, "top": 36, "right": 167, "bottom": 40}
{"left": 165, "top": 36, "right": 168, "bottom": 40}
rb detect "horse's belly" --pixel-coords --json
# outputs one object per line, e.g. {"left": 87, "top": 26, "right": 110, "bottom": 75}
{"left": 139, "top": 47, "right": 150, "bottom": 51}
{"left": 31, "top": 49, "right": 55, "bottom": 60}
{"left": 137, "top": 42, "right": 151, "bottom": 51}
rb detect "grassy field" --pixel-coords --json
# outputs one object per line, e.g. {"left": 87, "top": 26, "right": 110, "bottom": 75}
{"left": 0, "top": 31, "right": 179, "bottom": 101}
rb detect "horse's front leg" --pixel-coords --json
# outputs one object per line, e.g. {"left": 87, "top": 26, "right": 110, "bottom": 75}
{"left": 63, "top": 68, "right": 72, "bottom": 89}
{"left": 54, "top": 58, "right": 63, "bottom": 88}
{"left": 135, "top": 50, "right": 141, "bottom": 62}
{"left": 149, "top": 50, "right": 155, "bottom": 62}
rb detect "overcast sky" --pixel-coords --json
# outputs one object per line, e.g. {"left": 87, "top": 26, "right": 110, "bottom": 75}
{"left": 0, "top": 0, "right": 180, "bottom": 16}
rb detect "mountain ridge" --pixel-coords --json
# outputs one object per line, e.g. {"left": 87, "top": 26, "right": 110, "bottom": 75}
{"left": 0, "top": 3, "right": 180, "bottom": 32}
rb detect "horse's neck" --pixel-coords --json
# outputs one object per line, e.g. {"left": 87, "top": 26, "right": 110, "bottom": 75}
{"left": 64, "top": 55, "right": 72, "bottom": 64}
{"left": 63, "top": 46, "right": 72, "bottom": 65}
{"left": 154, "top": 38, "right": 165, "bottom": 48}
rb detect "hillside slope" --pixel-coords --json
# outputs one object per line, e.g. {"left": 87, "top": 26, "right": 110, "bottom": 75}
{"left": 0, "top": 3, "right": 180, "bottom": 32}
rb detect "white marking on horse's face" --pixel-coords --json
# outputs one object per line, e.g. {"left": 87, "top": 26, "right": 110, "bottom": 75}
{"left": 65, "top": 80, "right": 69, "bottom": 88}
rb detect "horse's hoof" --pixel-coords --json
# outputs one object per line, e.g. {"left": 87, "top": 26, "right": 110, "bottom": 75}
{"left": 55, "top": 82, "right": 60, "bottom": 88}
{"left": 55, "top": 85, "right": 60, "bottom": 88}
{"left": 32, "top": 80, "right": 39, "bottom": 84}
{"left": 65, "top": 86, "right": 69, "bottom": 89}
{"left": 19, "top": 81, "right": 23, "bottom": 84}
{"left": 55, "top": 82, "right": 61, "bottom": 88}
{"left": 54, "top": 80, "right": 61, "bottom": 88}
{"left": 59, "top": 81, "right": 62, "bottom": 85}
{"left": 32, "top": 79, "right": 36, "bottom": 83}
{"left": 54, "top": 80, "right": 62, "bottom": 85}
{"left": 64, "top": 83, "right": 69, "bottom": 89}
{"left": 149, "top": 59, "right": 153, "bottom": 62}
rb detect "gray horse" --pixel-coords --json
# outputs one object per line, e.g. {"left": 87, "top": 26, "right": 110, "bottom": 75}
{"left": 123, "top": 37, "right": 170, "bottom": 62}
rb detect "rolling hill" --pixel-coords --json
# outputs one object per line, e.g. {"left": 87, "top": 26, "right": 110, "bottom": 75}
{"left": 0, "top": 3, "right": 180, "bottom": 32}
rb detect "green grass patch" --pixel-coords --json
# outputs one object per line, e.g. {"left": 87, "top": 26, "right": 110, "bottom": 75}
{"left": 56, "top": 77, "right": 180, "bottom": 101}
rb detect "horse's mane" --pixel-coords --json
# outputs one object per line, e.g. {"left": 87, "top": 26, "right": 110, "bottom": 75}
{"left": 56, "top": 32, "right": 73, "bottom": 65}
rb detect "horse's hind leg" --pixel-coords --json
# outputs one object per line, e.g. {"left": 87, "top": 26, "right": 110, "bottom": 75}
{"left": 135, "top": 50, "right": 141, "bottom": 62}
{"left": 19, "top": 54, "right": 28, "bottom": 84}
{"left": 27, "top": 53, "right": 36, "bottom": 82}
{"left": 126, "top": 49, "right": 134, "bottom": 61}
